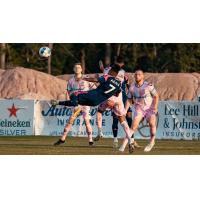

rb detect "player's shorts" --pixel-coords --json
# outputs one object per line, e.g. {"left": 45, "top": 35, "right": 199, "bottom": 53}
{"left": 98, "top": 93, "right": 126, "bottom": 117}
{"left": 71, "top": 106, "right": 91, "bottom": 120}
{"left": 133, "top": 107, "right": 156, "bottom": 120}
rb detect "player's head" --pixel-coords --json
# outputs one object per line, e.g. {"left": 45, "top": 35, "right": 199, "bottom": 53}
{"left": 116, "top": 56, "right": 125, "bottom": 68}
{"left": 73, "top": 63, "right": 82, "bottom": 74}
{"left": 134, "top": 69, "right": 144, "bottom": 83}
{"left": 109, "top": 64, "right": 121, "bottom": 77}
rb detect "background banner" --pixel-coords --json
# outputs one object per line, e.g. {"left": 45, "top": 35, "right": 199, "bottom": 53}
{"left": 35, "top": 100, "right": 200, "bottom": 140}
{"left": 0, "top": 99, "right": 35, "bottom": 136}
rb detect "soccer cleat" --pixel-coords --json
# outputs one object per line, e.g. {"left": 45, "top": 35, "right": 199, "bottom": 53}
{"left": 89, "top": 141, "right": 94, "bottom": 146}
{"left": 54, "top": 139, "right": 65, "bottom": 146}
{"left": 113, "top": 141, "right": 119, "bottom": 148}
{"left": 144, "top": 141, "right": 155, "bottom": 152}
{"left": 94, "top": 134, "right": 103, "bottom": 141}
{"left": 133, "top": 141, "right": 141, "bottom": 148}
{"left": 50, "top": 99, "right": 59, "bottom": 107}
{"left": 128, "top": 143, "right": 134, "bottom": 153}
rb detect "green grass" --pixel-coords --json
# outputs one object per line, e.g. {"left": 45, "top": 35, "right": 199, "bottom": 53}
{"left": 0, "top": 136, "right": 200, "bottom": 155}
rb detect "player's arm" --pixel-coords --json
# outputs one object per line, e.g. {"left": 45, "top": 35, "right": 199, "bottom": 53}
{"left": 125, "top": 84, "right": 134, "bottom": 113}
{"left": 124, "top": 74, "right": 130, "bottom": 89}
{"left": 65, "top": 90, "right": 70, "bottom": 100}
{"left": 66, "top": 82, "right": 72, "bottom": 100}
{"left": 149, "top": 84, "right": 159, "bottom": 114}
{"left": 152, "top": 93, "right": 159, "bottom": 114}
{"left": 125, "top": 98, "right": 133, "bottom": 113}
{"left": 82, "top": 74, "right": 100, "bottom": 82}
{"left": 99, "top": 60, "right": 104, "bottom": 72}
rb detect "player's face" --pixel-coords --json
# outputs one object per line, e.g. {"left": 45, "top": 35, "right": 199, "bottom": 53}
{"left": 134, "top": 71, "right": 144, "bottom": 83}
{"left": 74, "top": 64, "right": 82, "bottom": 74}
{"left": 116, "top": 62, "right": 124, "bottom": 68}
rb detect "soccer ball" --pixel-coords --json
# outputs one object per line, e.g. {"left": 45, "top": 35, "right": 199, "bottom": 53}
{"left": 39, "top": 46, "right": 51, "bottom": 58}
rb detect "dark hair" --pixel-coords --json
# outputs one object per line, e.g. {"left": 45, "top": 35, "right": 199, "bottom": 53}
{"left": 74, "top": 63, "right": 82, "bottom": 66}
{"left": 116, "top": 55, "right": 124, "bottom": 64}
{"left": 111, "top": 64, "right": 121, "bottom": 73}
{"left": 135, "top": 69, "right": 144, "bottom": 73}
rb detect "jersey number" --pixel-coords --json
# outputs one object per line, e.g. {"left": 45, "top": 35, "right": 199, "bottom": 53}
{"left": 104, "top": 84, "right": 116, "bottom": 94}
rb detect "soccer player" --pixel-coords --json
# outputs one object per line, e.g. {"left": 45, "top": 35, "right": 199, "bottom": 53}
{"left": 119, "top": 69, "right": 159, "bottom": 152}
{"left": 95, "top": 69, "right": 136, "bottom": 150}
{"left": 51, "top": 64, "right": 122, "bottom": 107}
{"left": 51, "top": 64, "right": 135, "bottom": 153}
{"left": 54, "top": 63, "right": 95, "bottom": 146}
{"left": 95, "top": 56, "right": 139, "bottom": 148}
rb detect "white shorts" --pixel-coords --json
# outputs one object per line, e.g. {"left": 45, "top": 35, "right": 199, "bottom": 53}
{"left": 98, "top": 93, "right": 126, "bottom": 117}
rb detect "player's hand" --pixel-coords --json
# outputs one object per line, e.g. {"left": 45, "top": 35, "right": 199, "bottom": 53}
{"left": 124, "top": 75, "right": 129, "bottom": 83}
{"left": 152, "top": 107, "right": 158, "bottom": 114}
{"left": 50, "top": 99, "right": 59, "bottom": 107}
{"left": 99, "top": 60, "right": 104, "bottom": 72}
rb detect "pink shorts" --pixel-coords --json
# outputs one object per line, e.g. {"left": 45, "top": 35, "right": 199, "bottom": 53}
{"left": 72, "top": 106, "right": 91, "bottom": 120}
{"left": 98, "top": 93, "right": 126, "bottom": 117}
{"left": 134, "top": 107, "right": 156, "bottom": 120}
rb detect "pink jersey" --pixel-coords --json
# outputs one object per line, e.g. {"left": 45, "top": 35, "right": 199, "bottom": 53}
{"left": 67, "top": 76, "right": 95, "bottom": 96}
{"left": 127, "top": 81, "right": 157, "bottom": 110}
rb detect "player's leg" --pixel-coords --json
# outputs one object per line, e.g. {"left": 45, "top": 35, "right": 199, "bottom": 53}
{"left": 119, "top": 111, "right": 143, "bottom": 152}
{"left": 82, "top": 106, "right": 94, "bottom": 146}
{"left": 118, "top": 115, "right": 135, "bottom": 153}
{"left": 94, "top": 100, "right": 113, "bottom": 141}
{"left": 94, "top": 110, "right": 104, "bottom": 141}
{"left": 51, "top": 94, "right": 79, "bottom": 107}
{"left": 111, "top": 97, "right": 134, "bottom": 152}
{"left": 54, "top": 107, "right": 81, "bottom": 146}
{"left": 112, "top": 113, "right": 119, "bottom": 148}
{"left": 126, "top": 109, "right": 141, "bottom": 148}
{"left": 144, "top": 111, "right": 157, "bottom": 152}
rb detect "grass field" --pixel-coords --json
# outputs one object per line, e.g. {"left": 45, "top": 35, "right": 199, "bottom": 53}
{"left": 0, "top": 136, "right": 200, "bottom": 155}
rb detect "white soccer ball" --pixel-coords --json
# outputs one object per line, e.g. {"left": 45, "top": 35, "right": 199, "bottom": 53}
{"left": 39, "top": 46, "right": 51, "bottom": 58}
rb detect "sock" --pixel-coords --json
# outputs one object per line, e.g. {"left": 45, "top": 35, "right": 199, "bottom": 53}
{"left": 112, "top": 128, "right": 118, "bottom": 138}
{"left": 61, "top": 124, "right": 72, "bottom": 140}
{"left": 112, "top": 115, "right": 119, "bottom": 138}
{"left": 120, "top": 128, "right": 135, "bottom": 149}
{"left": 98, "top": 128, "right": 103, "bottom": 136}
{"left": 88, "top": 132, "right": 93, "bottom": 142}
{"left": 120, "top": 121, "right": 132, "bottom": 144}
{"left": 120, "top": 138, "right": 128, "bottom": 150}
{"left": 58, "top": 98, "right": 78, "bottom": 107}
{"left": 114, "top": 137, "right": 118, "bottom": 143}
{"left": 126, "top": 116, "right": 132, "bottom": 128}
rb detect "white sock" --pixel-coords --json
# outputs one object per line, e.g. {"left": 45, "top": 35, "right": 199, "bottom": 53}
{"left": 131, "top": 137, "right": 134, "bottom": 144}
{"left": 88, "top": 132, "right": 93, "bottom": 142}
{"left": 98, "top": 128, "right": 103, "bottom": 136}
{"left": 121, "top": 121, "right": 132, "bottom": 144}
{"left": 114, "top": 137, "right": 118, "bottom": 142}
{"left": 120, "top": 138, "right": 128, "bottom": 150}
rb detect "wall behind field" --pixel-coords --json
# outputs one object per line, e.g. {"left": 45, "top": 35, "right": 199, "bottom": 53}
{"left": 0, "top": 67, "right": 200, "bottom": 101}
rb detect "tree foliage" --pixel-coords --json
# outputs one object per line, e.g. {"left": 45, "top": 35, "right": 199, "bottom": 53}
{"left": 1, "top": 43, "right": 200, "bottom": 75}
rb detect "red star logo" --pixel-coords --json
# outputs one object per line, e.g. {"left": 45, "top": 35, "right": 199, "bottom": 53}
{"left": 7, "top": 104, "right": 20, "bottom": 118}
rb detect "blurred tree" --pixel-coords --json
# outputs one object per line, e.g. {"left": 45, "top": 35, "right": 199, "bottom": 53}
{"left": 47, "top": 43, "right": 53, "bottom": 74}
{"left": 0, "top": 43, "right": 6, "bottom": 69}
{"left": 1, "top": 43, "right": 200, "bottom": 74}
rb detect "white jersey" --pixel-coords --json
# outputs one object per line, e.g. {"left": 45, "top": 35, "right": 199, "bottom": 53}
{"left": 127, "top": 81, "right": 157, "bottom": 110}
{"left": 67, "top": 75, "right": 95, "bottom": 96}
